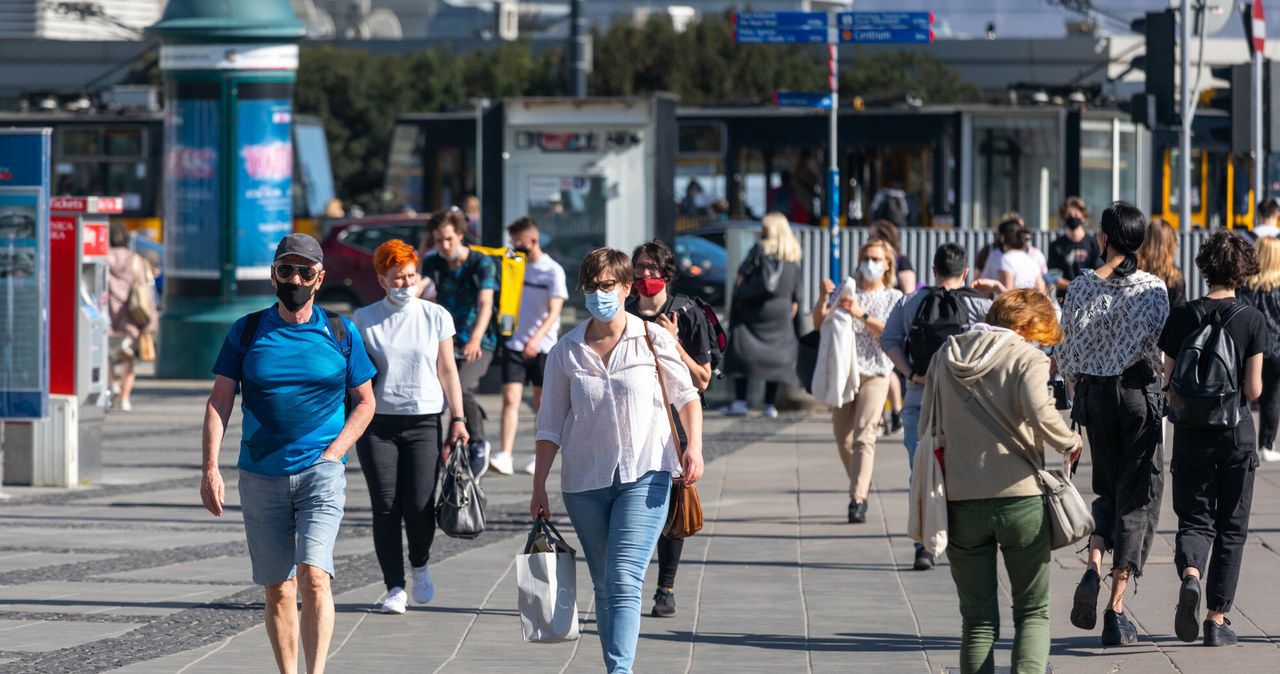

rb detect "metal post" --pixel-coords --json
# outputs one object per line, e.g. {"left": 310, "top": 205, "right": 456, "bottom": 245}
{"left": 1180, "top": 0, "right": 1193, "bottom": 229}
{"left": 828, "top": 43, "right": 840, "bottom": 282}
{"left": 1256, "top": 46, "right": 1265, "bottom": 204}
{"left": 570, "top": 0, "right": 587, "bottom": 97}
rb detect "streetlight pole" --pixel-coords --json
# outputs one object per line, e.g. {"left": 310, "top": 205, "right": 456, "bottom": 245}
{"left": 1180, "top": 0, "right": 1193, "bottom": 229}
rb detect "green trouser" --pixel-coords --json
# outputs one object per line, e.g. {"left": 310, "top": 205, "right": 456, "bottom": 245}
{"left": 947, "top": 495, "right": 1052, "bottom": 674}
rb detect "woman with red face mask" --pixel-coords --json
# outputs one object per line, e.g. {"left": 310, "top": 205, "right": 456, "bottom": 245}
{"left": 625, "top": 239, "right": 715, "bottom": 619}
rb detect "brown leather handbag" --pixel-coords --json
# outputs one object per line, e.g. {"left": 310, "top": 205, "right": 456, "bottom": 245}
{"left": 644, "top": 332, "right": 704, "bottom": 539}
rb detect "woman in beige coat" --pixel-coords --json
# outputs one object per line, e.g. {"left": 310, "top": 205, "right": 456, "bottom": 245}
{"left": 919, "top": 289, "right": 1082, "bottom": 674}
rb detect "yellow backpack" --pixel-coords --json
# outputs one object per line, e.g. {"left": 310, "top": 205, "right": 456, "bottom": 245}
{"left": 470, "top": 245, "right": 526, "bottom": 337}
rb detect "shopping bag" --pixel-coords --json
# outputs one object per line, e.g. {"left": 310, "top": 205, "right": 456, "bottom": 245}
{"left": 516, "top": 519, "right": 580, "bottom": 643}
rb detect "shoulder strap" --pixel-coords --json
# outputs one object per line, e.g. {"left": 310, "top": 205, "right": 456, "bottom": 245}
{"left": 1219, "top": 301, "right": 1248, "bottom": 328}
{"left": 239, "top": 309, "right": 267, "bottom": 352}
{"left": 643, "top": 329, "right": 684, "bottom": 458}
{"left": 317, "top": 306, "right": 351, "bottom": 358}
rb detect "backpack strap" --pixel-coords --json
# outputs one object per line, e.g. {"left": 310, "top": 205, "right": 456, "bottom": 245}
{"left": 237, "top": 309, "right": 267, "bottom": 364}
{"left": 317, "top": 306, "right": 352, "bottom": 358}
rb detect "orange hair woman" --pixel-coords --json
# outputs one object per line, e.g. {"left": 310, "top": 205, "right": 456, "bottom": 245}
{"left": 352, "top": 239, "right": 469, "bottom": 615}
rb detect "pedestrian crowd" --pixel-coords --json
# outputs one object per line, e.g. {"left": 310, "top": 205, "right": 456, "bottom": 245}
{"left": 195, "top": 194, "right": 1280, "bottom": 674}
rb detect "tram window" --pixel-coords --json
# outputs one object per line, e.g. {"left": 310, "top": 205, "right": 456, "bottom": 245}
{"left": 105, "top": 129, "right": 143, "bottom": 157}
{"left": 61, "top": 129, "right": 99, "bottom": 156}
{"left": 1118, "top": 123, "right": 1138, "bottom": 204}
{"left": 52, "top": 125, "right": 150, "bottom": 215}
{"left": 385, "top": 124, "right": 425, "bottom": 212}
{"left": 1079, "top": 120, "right": 1113, "bottom": 225}
{"left": 972, "top": 115, "right": 1060, "bottom": 230}
{"left": 679, "top": 123, "right": 725, "bottom": 155}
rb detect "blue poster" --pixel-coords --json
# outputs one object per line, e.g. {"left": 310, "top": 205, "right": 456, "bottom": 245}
{"left": 165, "top": 98, "right": 222, "bottom": 278}
{"left": 236, "top": 99, "right": 293, "bottom": 277}
{"left": 0, "top": 129, "right": 50, "bottom": 420}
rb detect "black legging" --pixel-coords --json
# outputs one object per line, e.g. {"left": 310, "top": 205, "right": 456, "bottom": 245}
{"left": 1258, "top": 356, "right": 1280, "bottom": 450}
{"left": 357, "top": 413, "right": 442, "bottom": 591}
{"left": 734, "top": 378, "right": 780, "bottom": 405}
{"left": 657, "top": 413, "right": 690, "bottom": 589}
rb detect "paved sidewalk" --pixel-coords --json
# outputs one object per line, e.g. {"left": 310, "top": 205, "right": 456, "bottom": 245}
{"left": 3, "top": 377, "right": 1280, "bottom": 672}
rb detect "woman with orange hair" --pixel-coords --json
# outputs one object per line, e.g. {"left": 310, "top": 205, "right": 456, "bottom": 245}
{"left": 920, "top": 288, "right": 1082, "bottom": 674}
{"left": 353, "top": 238, "right": 469, "bottom": 615}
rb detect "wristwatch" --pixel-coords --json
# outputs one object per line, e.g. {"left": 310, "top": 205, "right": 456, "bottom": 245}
{"left": 451, "top": 416, "right": 467, "bottom": 425}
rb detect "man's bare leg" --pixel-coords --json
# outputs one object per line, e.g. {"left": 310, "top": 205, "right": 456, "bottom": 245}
{"left": 265, "top": 577, "right": 299, "bottom": 674}
{"left": 298, "top": 563, "right": 335, "bottom": 674}
{"left": 499, "top": 382, "right": 523, "bottom": 459}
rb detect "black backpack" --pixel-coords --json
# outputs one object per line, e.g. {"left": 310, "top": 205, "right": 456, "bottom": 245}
{"left": 907, "top": 287, "right": 984, "bottom": 377}
{"left": 1168, "top": 302, "right": 1248, "bottom": 429}
{"left": 671, "top": 295, "right": 728, "bottom": 379}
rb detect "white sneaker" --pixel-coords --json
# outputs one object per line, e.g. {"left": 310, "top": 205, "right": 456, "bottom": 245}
{"left": 762, "top": 404, "right": 778, "bottom": 419}
{"left": 379, "top": 587, "right": 408, "bottom": 614}
{"left": 721, "top": 400, "right": 749, "bottom": 416}
{"left": 120, "top": 399, "right": 132, "bottom": 412}
{"left": 1261, "top": 448, "right": 1280, "bottom": 463}
{"left": 524, "top": 456, "right": 538, "bottom": 475}
{"left": 410, "top": 565, "right": 434, "bottom": 604}
{"left": 489, "top": 451, "right": 514, "bottom": 476}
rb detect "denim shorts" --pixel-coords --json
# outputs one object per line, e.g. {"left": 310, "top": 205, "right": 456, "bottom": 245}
{"left": 237, "top": 457, "right": 346, "bottom": 586}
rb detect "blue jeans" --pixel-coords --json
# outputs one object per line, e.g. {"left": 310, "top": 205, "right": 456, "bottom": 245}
{"left": 562, "top": 469, "right": 671, "bottom": 674}
{"left": 902, "top": 405, "right": 923, "bottom": 551}
{"left": 237, "top": 457, "right": 346, "bottom": 586}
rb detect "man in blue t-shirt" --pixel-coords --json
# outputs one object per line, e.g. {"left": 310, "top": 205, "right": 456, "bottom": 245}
{"left": 201, "top": 233, "right": 376, "bottom": 674}
{"left": 422, "top": 209, "right": 499, "bottom": 473}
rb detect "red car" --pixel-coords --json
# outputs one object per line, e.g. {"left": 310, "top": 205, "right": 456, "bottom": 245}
{"left": 317, "top": 215, "right": 431, "bottom": 309}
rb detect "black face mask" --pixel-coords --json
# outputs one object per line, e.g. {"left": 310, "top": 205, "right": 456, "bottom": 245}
{"left": 1065, "top": 216, "right": 1084, "bottom": 230}
{"left": 512, "top": 244, "right": 531, "bottom": 254}
{"left": 276, "top": 281, "right": 316, "bottom": 312}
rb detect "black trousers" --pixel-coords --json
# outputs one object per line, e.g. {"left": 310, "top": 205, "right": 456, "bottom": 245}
{"left": 1171, "top": 413, "right": 1258, "bottom": 613}
{"left": 1258, "top": 356, "right": 1280, "bottom": 450}
{"left": 1073, "top": 363, "right": 1164, "bottom": 577}
{"left": 657, "top": 407, "right": 690, "bottom": 589}
{"left": 734, "top": 378, "right": 779, "bottom": 406}
{"left": 356, "top": 413, "right": 442, "bottom": 591}
{"left": 455, "top": 350, "right": 493, "bottom": 442}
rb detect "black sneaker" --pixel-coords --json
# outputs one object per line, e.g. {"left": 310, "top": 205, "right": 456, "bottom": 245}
{"left": 913, "top": 548, "right": 935, "bottom": 570}
{"left": 651, "top": 587, "right": 676, "bottom": 617}
{"left": 848, "top": 499, "right": 867, "bottom": 524}
{"left": 1101, "top": 609, "right": 1138, "bottom": 646}
{"left": 1071, "top": 569, "right": 1100, "bottom": 630}
{"left": 1203, "top": 618, "right": 1237, "bottom": 647}
{"left": 891, "top": 411, "right": 903, "bottom": 434}
{"left": 1174, "top": 575, "right": 1201, "bottom": 643}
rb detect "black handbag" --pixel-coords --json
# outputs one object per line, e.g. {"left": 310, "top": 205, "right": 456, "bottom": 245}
{"left": 436, "top": 439, "right": 487, "bottom": 539}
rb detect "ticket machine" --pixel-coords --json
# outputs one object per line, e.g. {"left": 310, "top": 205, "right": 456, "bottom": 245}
{"left": 5, "top": 196, "right": 114, "bottom": 486}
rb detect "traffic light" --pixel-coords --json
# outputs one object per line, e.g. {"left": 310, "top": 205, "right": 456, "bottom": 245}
{"left": 1130, "top": 10, "right": 1176, "bottom": 127}
{"left": 1208, "top": 63, "right": 1252, "bottom": 154}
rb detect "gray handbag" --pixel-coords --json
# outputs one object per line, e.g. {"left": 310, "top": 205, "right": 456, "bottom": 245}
{"left": 435, "top": 439, "right": 486, "bottom": 539}
{"left": 517, "top": 519, "right": 580, "bottom": 643}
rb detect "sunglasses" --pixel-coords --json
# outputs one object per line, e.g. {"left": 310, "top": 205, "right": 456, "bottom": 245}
{"left": 582, "top": 279, "right": 621, "bottom": 293}
{"left": 273, "top": 264, "right": 320, "bottom": 282}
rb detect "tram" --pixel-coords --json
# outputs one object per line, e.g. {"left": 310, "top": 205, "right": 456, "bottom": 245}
{"left": 0, "top": 110, "right": 336, "bottom": 241}
{"left": 386, "top": 102, "right": 1266, "bottom": 233}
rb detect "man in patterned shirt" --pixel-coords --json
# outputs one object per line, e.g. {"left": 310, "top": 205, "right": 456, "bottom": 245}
{"left": 423, "top": 208, "right": 500, "bottom": 472}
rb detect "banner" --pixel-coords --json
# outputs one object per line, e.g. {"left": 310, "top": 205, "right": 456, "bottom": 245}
{"left": 236, "top": 99, "right": 293, "bottom": 278}
{"left": 165, "top": 97, "right": 222, "bottom": 279}
{"left": 0, "top": 130, "right": 51, "bottom": 419}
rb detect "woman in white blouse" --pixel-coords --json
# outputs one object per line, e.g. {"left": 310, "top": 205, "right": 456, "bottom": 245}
{"left": 530, "top": 247, "right": 704, "bottom": 674}
{"left": 352, "top": 239, "right": 469, "bottom": 616}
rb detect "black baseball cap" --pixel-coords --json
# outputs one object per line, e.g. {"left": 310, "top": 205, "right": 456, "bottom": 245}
{"left": 274, "top": 233, "right": 323, "bottom": 265}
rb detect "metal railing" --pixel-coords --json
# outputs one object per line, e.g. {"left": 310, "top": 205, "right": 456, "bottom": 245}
{"left": 719, "top": 224, "right": 1213, "bottom": 316}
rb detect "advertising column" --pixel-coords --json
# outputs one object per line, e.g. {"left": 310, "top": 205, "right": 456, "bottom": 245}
{"left": 0, "top": 129, "right": 51, "bottom": 421}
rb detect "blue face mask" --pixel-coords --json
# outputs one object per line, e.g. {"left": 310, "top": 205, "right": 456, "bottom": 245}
{"left": 585, "top": 288, "right": 622, "bottom": 322}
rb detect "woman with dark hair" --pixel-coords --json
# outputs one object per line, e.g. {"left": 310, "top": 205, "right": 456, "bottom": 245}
{"left": 1159, "top": 230, "right": 1266, "bottom": 647}
{"left": 1138, "top": 217, "right": 1186, "bottom": 307}
{"left": 625, "top": 239, "right": 714, "bottom": 618}
{"left": 1241, "top": 236, "right": 1280, "bottom": 462}
{"left": 994, "top": 220, "right": 1046, "bottom": 293}
{"left": 1057, "top": 201, "right": 1170, "bottom": 647}
{"left": 923, "top": 289, "right": 1082, "bottom": 674}
{"left": 531, "top": 248, "right": 703, "bottom": 673}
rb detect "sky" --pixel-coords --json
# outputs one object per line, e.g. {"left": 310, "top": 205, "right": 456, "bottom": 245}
{"left": 849, "top": 0, "right": 1253, "bottom": 40}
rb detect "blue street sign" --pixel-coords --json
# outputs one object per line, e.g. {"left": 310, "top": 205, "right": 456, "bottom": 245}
{"left": 839, "top": 28, "right": 933, "bottom": 44}
{"left": 736, "top": 12, "right": 827, "bottom": 30}
{"left": 736, "top": 27, "right": 829, "bottom": 44}
{"left": 836, "top": 11, "right": 932, "bottom": 31}
{"left": 775, "top": 92, "right": 833, "bottom": 109}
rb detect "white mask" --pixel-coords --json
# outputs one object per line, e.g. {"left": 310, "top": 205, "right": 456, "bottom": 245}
{"left": 387, "top": 285, "right": 416, "bottom": 306}
{"left": 859, "top": 260, "right": 885, "bottom": 281}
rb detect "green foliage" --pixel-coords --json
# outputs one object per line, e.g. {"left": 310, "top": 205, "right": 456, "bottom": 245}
{"left": 295, "top": 12, "right": 980, "bottom": 209}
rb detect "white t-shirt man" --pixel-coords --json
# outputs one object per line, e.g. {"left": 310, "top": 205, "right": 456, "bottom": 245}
{"left": 506, "top": 254, "right": 568, "bottom": 354}
{"left": 353, "top": 297, "right": 456, "bottom": 415}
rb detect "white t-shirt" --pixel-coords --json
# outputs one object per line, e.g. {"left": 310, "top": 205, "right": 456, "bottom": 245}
{"left": 506, "top": 253, "right": 569, "bottom": 353}
{"left": 999, "top": 249, "right": 1042, "bottom": 290}
{"left": 353, "top": 297, "right": 456, "bottom": 415}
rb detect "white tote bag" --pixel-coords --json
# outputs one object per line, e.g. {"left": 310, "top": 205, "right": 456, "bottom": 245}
{"left": 516, "top": 520, "right": 580, "bottom": 643}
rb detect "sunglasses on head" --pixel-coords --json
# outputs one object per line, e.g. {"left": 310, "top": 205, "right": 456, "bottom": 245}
{"left": 273, "top": 264, "right": 320, "bottom": 282}
{"left": 582, "top": 279, "right": 621, "bottom": 293}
